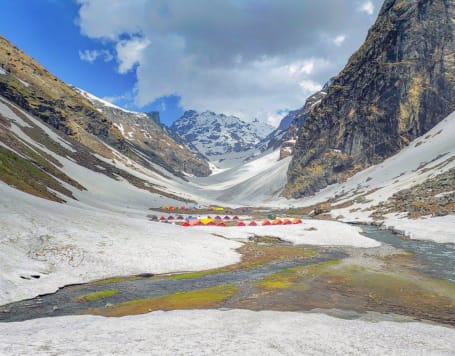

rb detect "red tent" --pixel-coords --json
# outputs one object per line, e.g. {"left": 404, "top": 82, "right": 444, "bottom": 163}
{"left": 248, "top": 221, "right": 258, "bottom": 226}
{"left": 214, "top": 215, "right": 222, "bottom": 220}
{"left": 207, "top": 221, "right": 216, "bottom": 226}
{"left": 224, "top": 216, "right": 231, "bottom": 220}
{"left": 232, "top": 216, "right": 239, "bottom": 220}
{"left": 167, "top": 216, "right": 175, "bottom": 220}
{"left": 237, "top": 221, "right": 246, "bottom": 226}
{"left": 182, "top": 222, "right": 190, "bottom": 227}
{"left": 262, "top": 220, "right": 271, "bottom": 226}
{"left": 283, "top": 219, "right": 292, "bottom": 225}
{"left": 217, "top": 222, "right": 227, "bottom": 227}
{"left": 159, "top": 216, "right": 166, "bottom": 221}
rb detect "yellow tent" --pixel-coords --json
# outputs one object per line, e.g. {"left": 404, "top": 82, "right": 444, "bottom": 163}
{"left": 200, "top": 217, "right": 214, "bottom": 225}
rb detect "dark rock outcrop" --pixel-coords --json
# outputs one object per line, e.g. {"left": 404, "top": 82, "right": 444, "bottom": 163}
{"left": 284, "top": 0, "right": 455, "bottom": 198}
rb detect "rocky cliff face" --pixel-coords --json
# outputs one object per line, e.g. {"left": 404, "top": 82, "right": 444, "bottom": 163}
{"left": 284, "top": 0, "right": 455, "bottom": 198}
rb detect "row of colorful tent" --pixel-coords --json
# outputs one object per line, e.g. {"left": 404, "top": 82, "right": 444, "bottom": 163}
{"left": 181, "top": 218, "right": 303, "bottom": 227}
{"left": 149, "top": 215, "right": 243, "bottom": 221}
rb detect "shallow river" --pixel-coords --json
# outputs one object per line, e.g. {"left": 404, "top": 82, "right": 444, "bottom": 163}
{"left": 360, "top": 224, "right": 455, "bottom": 283}
{"left": 1, "top": 224, "right": 454, "bottom": 322}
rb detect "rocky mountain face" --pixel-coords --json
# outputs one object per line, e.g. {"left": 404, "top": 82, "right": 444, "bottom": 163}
{"left": 284, "top": 0, "right": 455, "bottom": 198}
{"left": 76, "top": 90, "right": 211, "bottom": 177}
{"left": 170, "top": 110, "right": 273, "bottom": 159}
{"left": 0, "top": 35, "right": 210, "bottom": 183}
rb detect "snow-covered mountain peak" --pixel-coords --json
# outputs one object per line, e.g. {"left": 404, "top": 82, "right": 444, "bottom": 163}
{"left": 170, "top": 110, "right": 273, "bottom": 159}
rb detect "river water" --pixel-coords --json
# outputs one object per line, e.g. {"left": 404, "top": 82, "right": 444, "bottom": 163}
{"left": 360, "top": 224, "right": 455, "bottom": 283}
{"left": 1, "top": 224, "right": 454, "bottom": 322}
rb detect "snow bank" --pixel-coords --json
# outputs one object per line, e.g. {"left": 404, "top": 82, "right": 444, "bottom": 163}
{"left": 0, "top": 183, "right": 241, "bottom": 305}
{"left": 193, "top": 220, "right": 380, "bottom": 248}
{"left": 1, "top": 310, "right": 454, "bottom": 355}
{"left": 383, "top": 215, "right": 455, "bottom": 244}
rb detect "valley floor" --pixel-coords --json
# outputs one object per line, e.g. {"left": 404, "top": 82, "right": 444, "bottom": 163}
{"left": 0, "top": 96, "right": 454, "bottom": 354}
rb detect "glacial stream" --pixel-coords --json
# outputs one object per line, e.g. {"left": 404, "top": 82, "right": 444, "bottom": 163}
{"left": 359, "top": 224, "right": 455, "bottom": 283}
{"left": 1, "top": 224, "right": 454, "bottom": 323}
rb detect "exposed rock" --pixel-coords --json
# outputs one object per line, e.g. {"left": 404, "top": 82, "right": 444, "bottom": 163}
{"left": 284, "top": 0, "right": 455, "bottom": 198}
{"left": 370, "top": 167, "right": 455, "bottom": 219}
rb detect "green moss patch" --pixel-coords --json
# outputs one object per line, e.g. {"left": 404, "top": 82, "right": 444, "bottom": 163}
{"left": 91, "top": 276, "right": 142, "bottom": 286}
{"left": 81, "top": 284, "right": 238, "bottom": 317}
{"left": 74, "top": 289, "right": 120, "bottom": 303}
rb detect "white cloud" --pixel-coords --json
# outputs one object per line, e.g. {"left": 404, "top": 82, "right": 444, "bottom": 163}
{"left": 299, "top": 80, "right": 323, "bottom": 93}
{"left": 76, "top": 0, "right": 380, "bottom": 122}
{"left": 333, "top": 35, "right": 346, "bottom": 46}
{"left": 116, "top": 38, "right": 150, "bottom": 74}
{"left": 359, "top": 1, "right": 374, "bottom": 15}
{"left": 78, "top": 49, "right": 113, "bottom": 63}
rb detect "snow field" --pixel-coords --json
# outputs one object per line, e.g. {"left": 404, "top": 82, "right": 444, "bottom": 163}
{"left": 192, "top": 219, "right": 380, "bottom": 248}
{"left": 0, "top": 310, "right": 454, "bottom": 355}
{"left": 0, "top": 183, "right": 241, "bottom": 305}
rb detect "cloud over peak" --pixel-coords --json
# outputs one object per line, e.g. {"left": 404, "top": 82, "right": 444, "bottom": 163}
{"left": 77, "top": 0, "right": 381, "bottom": 122}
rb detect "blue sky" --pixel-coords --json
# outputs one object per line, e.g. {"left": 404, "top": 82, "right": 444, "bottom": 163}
{"left": 0, "top": 0, "right": 381, "bottom": 126}
{"left": 0, "top": 0, "right": 183, "bottom": 125}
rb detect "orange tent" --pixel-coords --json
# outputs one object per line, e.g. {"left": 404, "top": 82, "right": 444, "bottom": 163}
{"left": 292, "top": 218, "right": 302, "bottom": 224}
{"left": 282, "top": 219, "right": 292, "bottom": 225}
{"left": 272, "top": 219, "right": 283, "bottom": 225}
{"left": 262, "top": 220, "right": 271, "bottom": 226}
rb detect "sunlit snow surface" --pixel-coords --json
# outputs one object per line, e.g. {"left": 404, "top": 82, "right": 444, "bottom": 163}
{"left": 1, "top": 310, "right": 454, "bottom": 355}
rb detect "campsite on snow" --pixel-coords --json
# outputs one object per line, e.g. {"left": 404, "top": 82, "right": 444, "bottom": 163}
{"left": 0, "top": 0, "right": 455, "bottom": 354}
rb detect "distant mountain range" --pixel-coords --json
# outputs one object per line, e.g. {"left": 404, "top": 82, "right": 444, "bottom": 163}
{"left": 170, "top": 110, "right": 274, "bottom": 159}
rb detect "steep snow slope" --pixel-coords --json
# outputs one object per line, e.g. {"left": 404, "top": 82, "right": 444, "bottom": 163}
{"left": 170, "top": 110, "right": 273, "bottom": 160}
{"left": 2, "top": 310, "right": 455, "bottom": 355}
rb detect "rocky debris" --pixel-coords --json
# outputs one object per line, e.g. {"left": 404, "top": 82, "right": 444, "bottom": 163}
{"left": 284, "top": 0, "right": 455, "bottom": 198}
{"left": 369, "top": 168, "right": 455, "bottom": 219}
